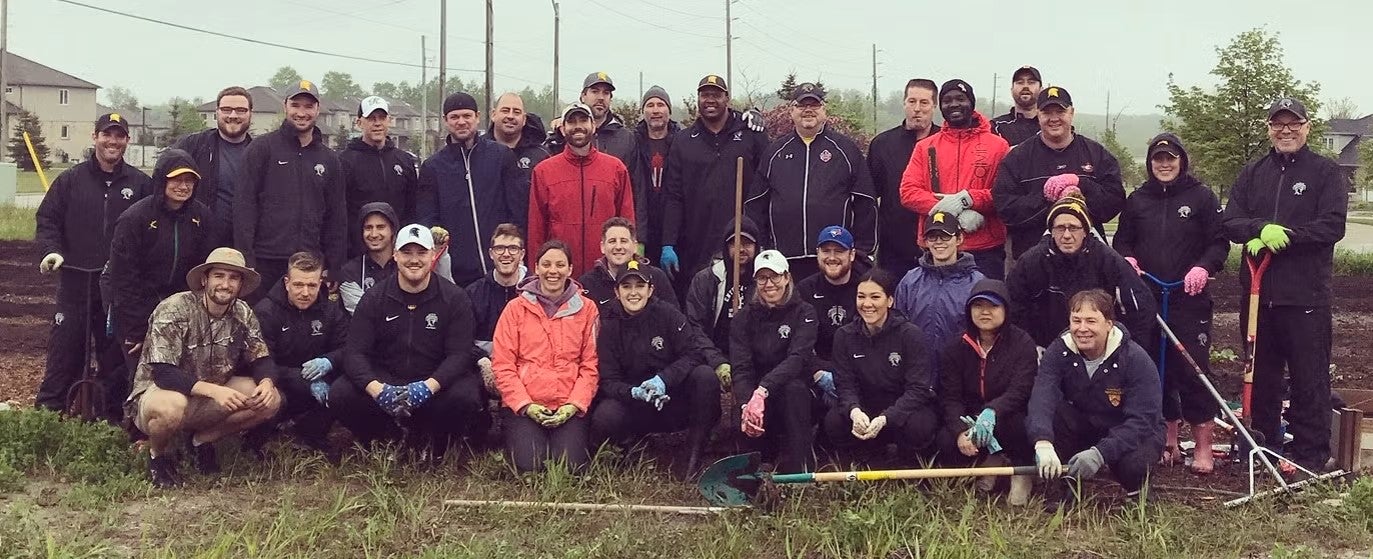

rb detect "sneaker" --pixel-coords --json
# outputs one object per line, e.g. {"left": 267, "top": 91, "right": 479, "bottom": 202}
{"left": 1008, "top": 474, "right": 1033, "bottom": 506}
{"left": 148, "top": 456, "right": 184, "bottom": 489}
{"left": 193, "top": 442, "right": 220, "bottom": 475}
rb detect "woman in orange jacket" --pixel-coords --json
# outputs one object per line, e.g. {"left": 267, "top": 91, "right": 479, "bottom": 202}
{"left": 492, "top": 240, "right": 600, "bottom": 473}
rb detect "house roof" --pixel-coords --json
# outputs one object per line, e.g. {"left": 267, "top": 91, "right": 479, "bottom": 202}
{"left": 1327, "top": 115, "right": 1373, "bottom": 136}
{"left": 1337, "top": 135, "right": 1363, "bottom": 167}
{"left": 97, "top": 104, "right": 171, "bottom": 128}
{"left": 4, "top": 52, "right": 99, "bottom": 89}
{"left": 194, "top": 87, "right": 420, "bottom": 119}
{"left": 195, "top": 86, "right": 288, "bottom": 114}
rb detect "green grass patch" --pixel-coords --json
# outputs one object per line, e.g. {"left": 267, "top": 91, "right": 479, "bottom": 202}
{"left": 0, "top": 408, "right": 141, "bottom": 487}
{"left": 1223, "top": 245, "right": 1373, "bottom": 276}
{"left": 16, "top": 171, "right": 47, "bottom": 194}
{"left": 0, "top": 203, "right": 35, "bottom": 241}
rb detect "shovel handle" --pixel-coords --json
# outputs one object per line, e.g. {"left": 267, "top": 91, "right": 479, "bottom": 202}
{"left": 443, "top": 499, "right": 729, "bottom": 515}
{"left": 774, "top": 465, "right": 1038, "bottom": 484}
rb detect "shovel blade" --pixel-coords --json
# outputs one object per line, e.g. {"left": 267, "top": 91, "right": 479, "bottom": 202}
{"left": 698, "top": 452, "right": 763, "bottom": 507}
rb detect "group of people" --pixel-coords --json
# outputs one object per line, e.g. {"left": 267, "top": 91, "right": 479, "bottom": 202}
{"left": 33, "top": 64, "right": 1345, "bottom": 510}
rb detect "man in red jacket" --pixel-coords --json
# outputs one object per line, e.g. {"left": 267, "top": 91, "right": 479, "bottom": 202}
{"left": 528, "top": 103, "right": 636, "bottom": 276}
{"left": 899, "top": 80, "right": 1011, "bottom": 280}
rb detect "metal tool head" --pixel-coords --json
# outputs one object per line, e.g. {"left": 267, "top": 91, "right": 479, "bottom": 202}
{"left": 698, "top": 452, "right": 764, "bottom": 507}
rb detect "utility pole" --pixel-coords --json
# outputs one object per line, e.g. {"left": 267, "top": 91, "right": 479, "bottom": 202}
{"left": 551, "top": 0, "right": 560, "bottom": 108}
{"left": 421, "top": 35, "right": 429, "bottom": 158}
{"left": 438, "top": 0, "right": 447, "bottom": 112}
{"left": 484, "top": 0, "right": 494, "bottom": 128}
{"left": 639, "top": 72, "right": 644, "bottom": 104}
{"left": 870, "top": 44, "right": 878, "bottom": 133}
{"left": 1, "top": 0, "right": 8, "bottom": 163}
{"left": 991, "top": 73, "right": 998, "bottom": 115}
{"left": 724, "top": 0, "right": 732, "bottom": 90}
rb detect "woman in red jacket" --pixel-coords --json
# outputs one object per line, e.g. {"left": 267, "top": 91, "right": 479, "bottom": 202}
{"left": 492, "top": 240, "right": 600, "bottom": 473}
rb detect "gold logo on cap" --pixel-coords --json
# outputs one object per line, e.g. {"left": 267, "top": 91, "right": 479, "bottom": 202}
{"left": 109, "top": 113, "right": 121, "bottom": 122}
{"left": 597, "top": 72, "right": 607, "bottom": 81}
{"left": 627, "top": 260, "right": 640, "bottom": 270}
{"left": 707, "top": 76, "right": 718, "bottom": 84}
{"left": 300, "top": 80, "right": 313, "bottom": 90}
{"left": 1047, "top": 87, "right": 1060, "bottom": 97}
{"left": 933, "top": 213, "right": 946, "bottom": 223}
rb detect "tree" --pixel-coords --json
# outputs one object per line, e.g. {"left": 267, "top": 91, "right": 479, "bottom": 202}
{"left": 334, "top": 124, "right": 350, "bottom": 150}
{"left": 321, "top": 71, "right": 365, "bottom": 100}
{"left": 103, "top": 86, "right": 140, "bottom": 112}
{"left": 269, "top": 66, "right": 304, "bottom": 93}
{"left": 1327, "top": 97, "right": 1360, "bottom": 120}
{"left": 1101, "top": 127, "right": 1144, "bottom": 189}
{"left": 372, "top": 81, "right": 399, "bottom": 99}
{"left": 7, "top": 110, "right": 51, "bottom": 171}
{"left": 1357, "top": 138, "right": 1373, "bottom": 190}
{"left": 160, "top": 98, "right": 203, "bottom": 147}
{"left": 775, "top": 73, "right": 824, "bottom": 103}
{"left": 1162, "top": 28, "right": 1322, "bottom": 198}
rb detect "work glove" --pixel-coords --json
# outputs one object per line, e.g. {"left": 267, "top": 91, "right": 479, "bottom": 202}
{"left": 971, "top": 408, "right": 996, "bottom": 447}
{"left": 524, "top": 403, "right": 553, "bottom": 422}
{"left": 1042, "top": 174, "right": 1080, "bottom": 202}
{"left": 309, "top": 380, "right": 330, "bottom": 406}
{"left": 957, "top": 209, "right": 986, "bottom": 233}
{"left": 405, "top": 380, "right": 434, "bottom": 409}
{"left": 477, "top": 356, "right": 498, "bottom": 393}
{"left": 931, "top": 190, "right": 973, "bottom": 215}
{"left": 430, "top": 225, "right": 450, "bottom": 248}
{"left": 39, "top": 252, "right": 63, "bottom": 274}
{"left": 639, "top": 375, "right": 667, "bottom": 398}
{"left": 660, "top": 246, "right": 680, "bottom": 275}
{"left": 742, "top": 387, "right": 767, "bottom": 436}
{"left": 1035, "top": 441, "right": 1063, "bottom": 479}
{"left": 1065, "top": 447, "right": 1105, "bottom": 479}
{"left": 1183, "top": 266, "right": 1209, "bottom": 296}
{"left": 960, "top": 415, "right": 1003, "bottom": 453}
{"left": 300, "top": 357, "right": 333, "bottom": 381}
{"left": 714, "top": 363, "right": 732, "bottom": 391}
{"left": 630, "top": 386, "right": 653, "bottom": 403}
{"left": 849, "top": 407, "right": 871, "bottom": 439}
{"left": 1245, "top": 238, "right": 1267, "bottom": 256}
{"left": 865, "top": 415, "right": 888, "bottom": 439}
{"left": 1259, "top": 224, "right": 1291, "bottom": 253}
{"left": 541, "top": 403, "right": 578, "bottom": 428}
{"left": 1123, "top": 256, "right": 1142, "bottom": 276}
{"left": 742, "top": 108, "right": 765, "bottom": 133}
{"left": 813, "top": 370, "right": 837, "bottom": 400}
{"left": 375, "top": 384, "right": 410, "bottom": 418}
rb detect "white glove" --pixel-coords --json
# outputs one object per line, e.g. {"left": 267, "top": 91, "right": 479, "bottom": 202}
{"left": 864, "top": 416, "right": 888, "bottom": 439}
{"left": 742, "top": 108, "right": 765, "bottom": 133}
{"left": 957, "top": 209, "right": 986, "bottom": 233}
{"left": 931, "top": 190, "right": 973, "bottom": 216}
{"left": 1035, "top": 441, "right": 1063, "bottom": 479}
{"left": 849, "top": 407, "right": 870, "bottom": 438}
{"left": 478, "top": 356, "right": 497, "bottom": 393}
{"left": 39, "top": 253, "right": 63, "bottom": 274}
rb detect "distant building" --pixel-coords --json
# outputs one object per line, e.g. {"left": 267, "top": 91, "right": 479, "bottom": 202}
{"left": 1324, "top": 115, "right": 1373, "bottom": 187}
{"left": 195, "top": 88, "right": 425, "bottom": 152}
{"left": 3, "top": 52, "right": 101, "bottom": 163}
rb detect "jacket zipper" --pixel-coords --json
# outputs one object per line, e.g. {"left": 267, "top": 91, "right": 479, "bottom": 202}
{"left": 801, "top": 139, "right": 812, "bottom": 256}
{"left": 462, "top": 147, "right": 488, "bottom": 275}
{"left": 404, "top": 302, "right": 415, "bottom": 374}
{"left": 580, "top": 160, "right": 587, "bottom": 264}
{"left": 168, "top": 219, "right": 180, "bottom": 286}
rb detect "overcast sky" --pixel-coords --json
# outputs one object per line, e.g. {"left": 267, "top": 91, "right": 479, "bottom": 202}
{"left": 12, "top": 0, "right": 1369, "bottom": 117}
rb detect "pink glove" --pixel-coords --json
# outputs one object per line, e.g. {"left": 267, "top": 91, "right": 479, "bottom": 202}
{"left": 1043, "top": 174, "right": 1080, "bottom": 201}
{"left": 742, "top": 387, "right": 767, "bottom": 437}
{"left": 1183, "top": 266, "right": 1209, "bottom": 296}
{"left": 1123, "top": 256, "right": 1142, "bottom": 275}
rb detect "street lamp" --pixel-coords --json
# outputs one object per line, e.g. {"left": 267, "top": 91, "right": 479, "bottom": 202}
{"left": 140, "top": 106, "right": 149, "bottom": 167}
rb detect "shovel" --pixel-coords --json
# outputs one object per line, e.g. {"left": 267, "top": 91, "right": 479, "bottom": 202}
{"left": 698, "top": 452, "right": 1038, "bottom": 508}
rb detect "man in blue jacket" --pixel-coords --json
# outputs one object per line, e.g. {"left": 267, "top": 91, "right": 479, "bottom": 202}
{"left": 896, "top": 212, "right": 985, "bottom": 362}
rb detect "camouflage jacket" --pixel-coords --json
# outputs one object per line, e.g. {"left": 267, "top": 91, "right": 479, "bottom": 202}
{"left": 127, "top": 291, "right": 271, "bottom": 400}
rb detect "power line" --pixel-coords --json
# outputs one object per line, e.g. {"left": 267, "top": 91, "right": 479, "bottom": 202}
{"left": 733, "top": 1, "right": 867, "bottom": 54}
{"left": 735, "top": 21, "right": 865, "bottom": 67}
{"left": 583, "top": 0, "right": 718, "bottom": 39}
{"left": 736, "top": 38, "right": 867, "bottom": 82}
{"left": 625, "top": 0, "right": 717, "bottom": 20}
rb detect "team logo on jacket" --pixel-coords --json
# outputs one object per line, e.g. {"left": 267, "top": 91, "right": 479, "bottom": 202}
{"left": 425, "top": 313, "right": 438, "bottom": 329}
{"left": 311, "top": 319, "right": 323, "bottom": 336}
{"left": 54, "top": 312, "right": 64, "bottom": 326}
{"left": 651, "top": 336, "right": 664, "bottom": 351}
{"left": 363, "top": 277, "right": 375, "bottom": 289}
{"left": 314, "top": 163, "right": 326, "bottom": 177}
{"left": 1105, "top": 387, "right": 1123, "bottom": 407}
{"left": 888, "top": 352, "right": 901, "bottom": 367}
{"left": 819, "top": 149, "right": 833, "bottom": 163}
{"left": 1198, "top": 333, "right": 1209, "bottom": 347}
{"left": 778, "top": 324, "right": 792, "bottom": 339}
{"left": 518, "top": 157, "right": 531, "bottom": 169}
{"left": 1080, "top": 163, "right": 1094, "bottom": 173}
{"left": 732, "top": 131, "right": 743, "bottom": 142}
{"left": 191, "top": 218, "right": 200, "bottom": 227}
{"left": 1292, "top": 182, "right": 1307, "bottom": 196}
{"left": 828, "top": 305, "right": 846, "bottom": 326}
{"left": 148, "top": 220, "right": 158, "bottom": 229}
{"left": 393, "top": 164, "right": 404, "bottom": 175}
{"left": 1177, "top": 205, "right": 1192, "bottom": 219}
{"left": 120, "top": 187, "right": 133, "bottom": 200}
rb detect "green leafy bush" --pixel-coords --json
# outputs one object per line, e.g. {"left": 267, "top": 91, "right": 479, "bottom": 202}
{"left": 0, "top": 408, "right": 138, "bottom": 488}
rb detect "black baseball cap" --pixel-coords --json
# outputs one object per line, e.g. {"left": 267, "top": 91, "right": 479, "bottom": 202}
{"left": 284, "top": 79, "right": 320, "bottom": 102}
{"left": 698, "top": 74, "right": 729, "bottom": 93}
{"left": 1148, "top": 137, "right": 1182, "bottom": 158}
{"left": 1267, "top": 97, "right": 1309, "bottom": 121}
{"left": 924, "top": 211, "right": 961, "bottom": 237}
{"left": 95, "top": 112, "right": 128, "bottom": 133}
{"left": 582, "top": 72, "right": 615, "bottom": 92}
{"left": 1012, "top": 65, "right": 1042, "bottom": 83}
{"left": 1037, "top": 86, "right": 1072, "bottom": 110}
{"left": 614, "top": 259, "right": 653, "bottom": 285}
{"left": 793, "top": 82, "right": 826, "bottom": 103}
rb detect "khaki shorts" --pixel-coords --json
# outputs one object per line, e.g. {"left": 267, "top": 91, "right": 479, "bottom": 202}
{"left": 132, "top": 388, "right": 232, "bottom": 435}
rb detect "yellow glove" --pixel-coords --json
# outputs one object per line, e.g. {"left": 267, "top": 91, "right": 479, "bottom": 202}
{"left": 714, "top": 363, "right": 732, "bottom": 391}
{"left": 541, "top": 403, "right": 578, "bottom": 428}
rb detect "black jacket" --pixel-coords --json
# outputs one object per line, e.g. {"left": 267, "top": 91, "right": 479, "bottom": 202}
{"left": 35, "top": 157, "right": 151, "bottom": 270}
{"left": 634, "top": 119, "right": 683, "bottom": 249}
{"left": 597, "top": 298, "right": 724, "bottom": 403}
{"left": 344, "top": 274, "right": 476, "bottom": 388}
{"left": 335, "top": 202, "right": 400, "bottom": 315}
{"left": 992, "top": 134, "right": 1125, "bottom": 258}
{"left": 465, "top": 269, "right": 524, "bottom": 351}
{"left": 234, "top": 120, "right": 347, "bottom": 272}
{"left": 685, "top": 216, "right": 763, "bottom": 351}
{"left": 253, "top": 279, "right": 349, "bottom": 381}
{"left": 662, "top": 111, "right": 771, "bottom": 276}
{"left": 340, "top": 136, "right": 418, "bottom": 255}
{"left": 748, "top": 128, "right": 878, "bottom": 258}
{"left": 171, "top": 127, "right": 252, "bottom": 215}
{"left": 1026, "top": 324, "right": 1164, "bottom": 463}
{"left": 1113, "top": 133, "right": 1228, "bottom": 308}
{"left": 106, "top": 149, "right": 214, "bottom": 341}
{"left": 938, "top": 279, "right": 1038, "bottom": 439}
{"left": 832, "top": 312, "right": 935, "bottom": 427}
{"left": 795, "top": 271, "right": 860, "bottom": 367}
{"left": 1222, "top": 145, "right": 1347, "bottom": 307}
{"left": 990, "top": 110, "right": 1039, "bottom": 147}
{"left": 1007, "top": 235, "right": 1157, "bottom": 348}
{"left": 488, "top": 113, "right": 551, "bottom": 199}
{"left": 415, "top": 135, "right": 524, "bottom": 285}
{"left": 577, "top": 257, "right": 678, "bottom": 310}
{"left": 868, "top": 122, "right": 940, "bottom": 270}
{"left": 729, "top": 290, "right": 818, "bottom": 404}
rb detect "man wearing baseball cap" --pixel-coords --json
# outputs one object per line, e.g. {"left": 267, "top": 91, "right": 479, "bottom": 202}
{"left": 1222, "top": 97, "right": 1346, "bottom": 473}
{"left": 747, "top": 83, "right": 877, "bottom": 279}
{"left": 235, "top": 79, "right": 347, "bottom": 300}
{"left": 34, "top": 111, "right": 151, "bottom": 416}
{"left": 126, "top": 247, "right": 279, "bottom": 488}
{"left": 340, "top": 95, "right": 418, "bottom": 257}
{"left": 991, "top": 66, "right": 1043, "bottom": 146}
{"left": 896, "top": 211, "right": 985, "bottom": 366}
{"left": 332, "top": 223, "right": 484, "bottom": 461}
{"left": 993, "top": 86, "right": 1126, "bottom": 259}
{"left": 797, "top": 225, "right": 863, "bottom": 406}
{"left": 547, "top": 73, "right": 646, "bottom": 235}
{"left": 635, "top": 85, "right": 681, "bottom": 262}
{"left": 415, "top": 91, "right": 523, "bottom": 285}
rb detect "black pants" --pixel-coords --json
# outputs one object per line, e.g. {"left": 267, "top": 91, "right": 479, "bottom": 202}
{"left": 589, "top": 365, "right": 721, "bottom": 449}
{"left": 277, "top": 371, "right": 335, "bottom": 440}
{"left": 330, "top": 375, "right": 485, "bottom": 456}
{"left": 503, "top": 409, "right": 591, "bottom": 473}
{"left": 741, "top": 380, "right": 815, "bottom": 473}
{"left": 935, "top": 410, "right": 1032, "bottom": 466}
{"left": 1153, "top": 300, "right": 1219, "bottom": 424}
{"left": 1241, "top": 303, "right": 1332, "bottom": 467}
{"left": 1052, "top": 404, "right": 1160, "bottom": 492}
{"left": 822, "top": 404, "right": 938, "bottom": 462}
{"left": 967, "top": 245, "right": 1006, "bottom": 281}
{"left": 249, "top": 257, "right": 289, "bottom": 303}
{"left": 36, "top": 268, "right": 122, "bottom": 418}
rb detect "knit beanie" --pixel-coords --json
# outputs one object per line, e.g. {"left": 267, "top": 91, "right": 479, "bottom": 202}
{"left": 1046, "top": 194, "right": 1091, "bottom": 230}
{"left": 642, "top": 85, "right": 671, "bottom": 111}
{"left": 939, "top": 79, "right": 976, "bottom": 109}
{"left": 442, "top": 92, "right": 478, "bottom": 115}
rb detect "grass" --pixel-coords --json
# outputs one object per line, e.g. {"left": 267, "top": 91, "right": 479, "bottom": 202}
{"left": 1223, "top": 245, "right": 1373, "bottom": 276}
{"left": 1, "top": 409, "right": 1372, "bottom": 558}
{"left": 17, "top": 171, "right": 47, "bottom": 194}
{"left": 0, "top": 203, "right": 33, "bottom": 241}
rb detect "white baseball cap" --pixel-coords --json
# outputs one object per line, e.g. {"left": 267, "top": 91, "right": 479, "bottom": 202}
{"left": 753, "top": 249, "right": 789, "bottom": 276}
{"left": 394, "top": 223, "right": 434, "bottom": 251}
{"left": 358, "top": 96, "right": 390, "bottom": 118}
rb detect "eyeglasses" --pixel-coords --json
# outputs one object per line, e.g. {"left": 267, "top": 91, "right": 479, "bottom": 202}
{"left": 755, "top": 274, "right": 785, "bottom": 286}
{"left": 1051, "top": 224, "right": 1085, "bottom": 235}
{"left": 217, "top": 107, "right": 250, "bottom": 115}
{"left": 924, "top": 232, "right": 955, "bottom": 242}
{"left": 1267, "top": 121, "right": 1306, "bottom": 132}
{"left": 491, "top": 245, "right": 524, "bottom": 254}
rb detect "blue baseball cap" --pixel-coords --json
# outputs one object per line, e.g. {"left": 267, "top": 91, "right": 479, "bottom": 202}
{"left": 816, "top": 225, "right": 853, "bottom": 249}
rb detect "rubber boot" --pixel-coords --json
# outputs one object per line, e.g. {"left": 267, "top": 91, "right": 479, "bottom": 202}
{"left": 1160, "top": 420, "right": 1180, "bottom": 466}
{"left": 1008, "top": 475, "right": 1033, "bottom": 506}
{"left": 1190, "top": 421, "right": 1215, "bottom": 474}
{"left": 976, "top": 453, "right": 1009, "bottom": 492}
{"left": 682, "top": 429, "right": 709, "bottom": 480}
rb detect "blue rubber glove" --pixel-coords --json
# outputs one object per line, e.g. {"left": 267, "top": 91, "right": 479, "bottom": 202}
{"left": 639, "top": 376, "right": 667, "bottom": 398}
{"left": 814, "top": 371, "right": 837, "bottom": 400}
{"left": 405, "top": 380, "right": 434, "bottom": 409}
{"left": 961, "top": 415, "right": 1003, "bottom": 453}
{"left": 300, "top": 357, "right": 333, "bottom": 381}
{"left": 660, "top": 246, "right": 680, "bottom": 275}
{"left": 375, "top": 384, "right": 409, "bottom": 417}
{"left": 310, "top": 380, "right": 330, "bottom": 406}
{"left": 971, "top": 408, "right": 996, "bottom": 447}
{"left": 630, "top": 386, "right": 652, "bottom": 403}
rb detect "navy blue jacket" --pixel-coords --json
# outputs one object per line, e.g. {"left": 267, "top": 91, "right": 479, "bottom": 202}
{"left": 416, "top": 135, "right": 523, "bottom": 286}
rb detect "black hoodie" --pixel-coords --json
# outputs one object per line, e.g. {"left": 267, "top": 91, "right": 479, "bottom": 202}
{"left": 105, "top": 149, "right": 214, "bottom": 342}
{"left": 488, "top": 112, "right": 551, "bottom": 197}
{"left": 1007, "top": 235, "right": 1158, "bottom": 348}
{"left": 686, "top": 216, "right": 764, "bottom": 351}
{"left": 340, "top": 136, "right": 418, "bottom": 255}
{"left": 634, "top": 118, "right": 683, "bottom": 251}
{"left": 832, "top": 311, "right": 936, "bottom": 427}
{"left": 937, "top": 279, "right": 1038, "bottom": 440}
{"left": 336, "top": 201, "right": 400, "bottom": 314}
{"left": 992, "top": 132, "right": 1125, "bottom": 258}
{"left": 1112, "top": 133, "right": 1228, "bottom": 307}
{"left": 252, "top": 277, "right": 350, "bottom": 380}
{"left": 730, "top": 286, "right": 818, "bottom": 404}
{"left": 597, "top": 297, "right": 725, "bottom": 403}
{"left": 578, "top": 256, "right": 678, "bottom": 310}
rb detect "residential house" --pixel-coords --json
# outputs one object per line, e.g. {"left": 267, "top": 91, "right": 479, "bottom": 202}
{"left": 193, "top": 85, "right": 292, "bottom": 138}
{"left": 1325, "top": 115, "right": 1373, "bottom": 188}
{"left": 196, "top": 88, "right": 425, "bottom": 152}
{"left": 3, "top": 52, "right": 101, "bottom": 163}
